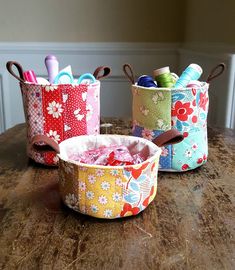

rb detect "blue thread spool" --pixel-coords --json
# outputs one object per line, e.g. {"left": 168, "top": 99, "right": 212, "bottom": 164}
{"left": 137, "top": 75, "right": 157, "bottom": 88}
{"left": 174, "top": 64, "right": 202, "bottom": 89}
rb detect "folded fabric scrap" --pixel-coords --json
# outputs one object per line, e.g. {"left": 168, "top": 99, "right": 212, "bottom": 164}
{"left": 68, "top": 144, "right": 146, "bottom": 166}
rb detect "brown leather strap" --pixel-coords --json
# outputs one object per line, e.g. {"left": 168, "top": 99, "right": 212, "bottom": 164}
{"left": 206, "top": 63, "right": 225, "bottom": 83}
{"left": 152, "top": 129, "right": 184, "bottom": 147}
{"left": 30, "top": 135, "right": 60, "bottom": 154}
{"left": 6, "top": 61, "right": 25, "bottom": 83}
{"left": 93, "top": 66, "right": 111, "bottom": 80}
{"left": 123, "top": 63, "right": 135, "bottom": 84}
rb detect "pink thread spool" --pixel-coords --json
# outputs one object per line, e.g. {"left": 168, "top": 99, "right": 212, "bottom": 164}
{"left": 187, "top": 80, "right": 202, "bottom": 88}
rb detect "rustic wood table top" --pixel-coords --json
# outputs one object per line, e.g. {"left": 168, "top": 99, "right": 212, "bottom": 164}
{"left": 0, "top": 118, "right": 234, "bottom": 270}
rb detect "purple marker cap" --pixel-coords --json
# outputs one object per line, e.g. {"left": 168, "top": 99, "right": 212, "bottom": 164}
{"left": 45, "top": 55, "right": 57, "bottom": 62}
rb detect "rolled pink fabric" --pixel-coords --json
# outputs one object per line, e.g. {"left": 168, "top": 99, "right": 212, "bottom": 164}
{"left": 68, "top": 144, "right": 145, "bottom": 166}
{"left": 23, "top": 70, "right": 38, "bottom": 83}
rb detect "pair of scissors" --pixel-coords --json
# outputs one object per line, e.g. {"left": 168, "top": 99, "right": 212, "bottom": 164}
{"left": 53, "top": 65, "right": 111, "bottom": 84}
{"left": 53, "top": 72, "right": 96, "bottom": 85}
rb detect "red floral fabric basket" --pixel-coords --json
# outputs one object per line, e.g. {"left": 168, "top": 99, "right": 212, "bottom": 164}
{"left": 7, "top": 61, "right": 111, "bottom": 166}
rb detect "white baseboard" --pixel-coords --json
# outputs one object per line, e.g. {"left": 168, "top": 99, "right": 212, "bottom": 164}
{"left": 0, "top": 42, "right": 234, "bottom": 133}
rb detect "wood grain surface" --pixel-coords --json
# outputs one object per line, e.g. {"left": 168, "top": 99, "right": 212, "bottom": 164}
{"left": 0, "top": 118, "right": 234, "bottom": 270}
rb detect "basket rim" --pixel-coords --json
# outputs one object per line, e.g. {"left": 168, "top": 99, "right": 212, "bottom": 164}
{"left": 131, "top": 82, "right": 209, "bottom": 91}
{"left": 58, "top": 134, "right": 162, "bottom": 169}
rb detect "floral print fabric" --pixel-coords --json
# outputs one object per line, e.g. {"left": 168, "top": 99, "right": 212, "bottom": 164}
{"left": 131, "top": 83, "right": 209, "bottom": 171}
{"left": 171, "top": 84, "right": 209, "bottom": 133}
{"left": 21, "top": 82, "right": 100, "bottom": 165}
{"left": 132, "top": 86, "right": 171, "bottom": 130}
{"left": 86, "top": 81, "right": 100, "bottom": 134}
{"left": 172, "top": 129, "right": 208, "bottom": 171}
{"left": 171, "top": 84, "right": 209, "bottom": 170}
{"left": 59, "top": 157, "right": 159, "bottom": 219}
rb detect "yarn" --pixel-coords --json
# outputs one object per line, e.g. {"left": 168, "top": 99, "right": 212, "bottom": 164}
{"left": 137, "top": 75, "right": 157, "bottom": 88}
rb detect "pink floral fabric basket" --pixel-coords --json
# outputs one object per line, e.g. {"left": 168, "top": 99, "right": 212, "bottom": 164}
{"left": 7, "top": 61, "right": 111, "bottom": 166}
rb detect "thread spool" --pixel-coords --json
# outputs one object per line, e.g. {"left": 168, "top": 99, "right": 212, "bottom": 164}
{"left": 174, "top": 64, "right": 202, "bottom": 89}
{"left": 137, "top": 75, "right": 157, "bottom": 88}
{"left": 187, "top": 80, "right": 202, "bottom": 88}
{"left": 153, "top": 67, "right": 176, "bottom": 88}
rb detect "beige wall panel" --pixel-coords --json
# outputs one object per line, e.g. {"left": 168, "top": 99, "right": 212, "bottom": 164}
{"left": 0, "top": 0, "right": 185, "bottom": 42}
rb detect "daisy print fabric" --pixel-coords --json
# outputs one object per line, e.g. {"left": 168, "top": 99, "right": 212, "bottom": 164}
{"left": 75, "top": 167, "right": 124, "bottom": 218}
{"left": 21, "top": 82, "right": 101, "bottom": 165}
{"left": 58, "top": 159, "right": 159, "bottom": 219}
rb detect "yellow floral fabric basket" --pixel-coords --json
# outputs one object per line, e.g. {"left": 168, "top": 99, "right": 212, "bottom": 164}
{"left": 31, "top": 132, "right": 183, "bottom": 219}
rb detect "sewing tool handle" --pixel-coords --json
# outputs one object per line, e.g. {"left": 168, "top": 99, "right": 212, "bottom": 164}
{"left": 30, "top": 134, "right": 60, "bottom": 154}
{"left": 45, "top": 55, "right": 59, "bottom": 84}
{"left": 123, "top": 63, "right": 135, "bottom": 84}
{"left": 6, "top": 61, "right": 25, "bottom": 83}
{"left": 77, "top": 73, "right": 96, "bottom": 84}
{"left": 53, "top": 71, "right": 74, "bottom": 84}
{"left": 206, "top": 63, "right": 226, "bottom": 83}
{"left": 93, "top": 66, "right": 111, "bottom": 80}
{"left": 152, "top": 129, "right": 184, "bottom": 147}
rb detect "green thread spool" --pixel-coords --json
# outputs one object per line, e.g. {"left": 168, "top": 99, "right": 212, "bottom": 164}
{"left": 153, "top": 66, "right": 176, "bottom": 88}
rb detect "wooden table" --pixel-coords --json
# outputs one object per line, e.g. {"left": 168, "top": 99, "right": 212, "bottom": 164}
{"left": 0, "top": 118, "right": 234, "bottom": 270}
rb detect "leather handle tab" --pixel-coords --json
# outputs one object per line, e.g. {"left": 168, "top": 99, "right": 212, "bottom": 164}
{"left": 6, "top": 61, "right": 25, "bottom": 83}
{"left": 93, "top": 66, "right": 111, "bottom": 80}
{"left": 123, "top": 63, "right": 135, "bottom": 84}
{"left": 31, "top": 135, "right": 60, "bottom": 154}
{"left": 206, "top": 63, "right": 225, "bottom": 83}
{"left": 152, "top": 129, "right": 184, "bottom": 147}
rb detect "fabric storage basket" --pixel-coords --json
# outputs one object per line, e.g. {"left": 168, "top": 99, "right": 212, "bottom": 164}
{"left": 6, "top": 61, "right": 111, "bottom": 166}
{"left": 123, "top": 63, "right": 225, "bottom": 172}
{"left": 30, "top": 130, "right": 183, "bottom": 218}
